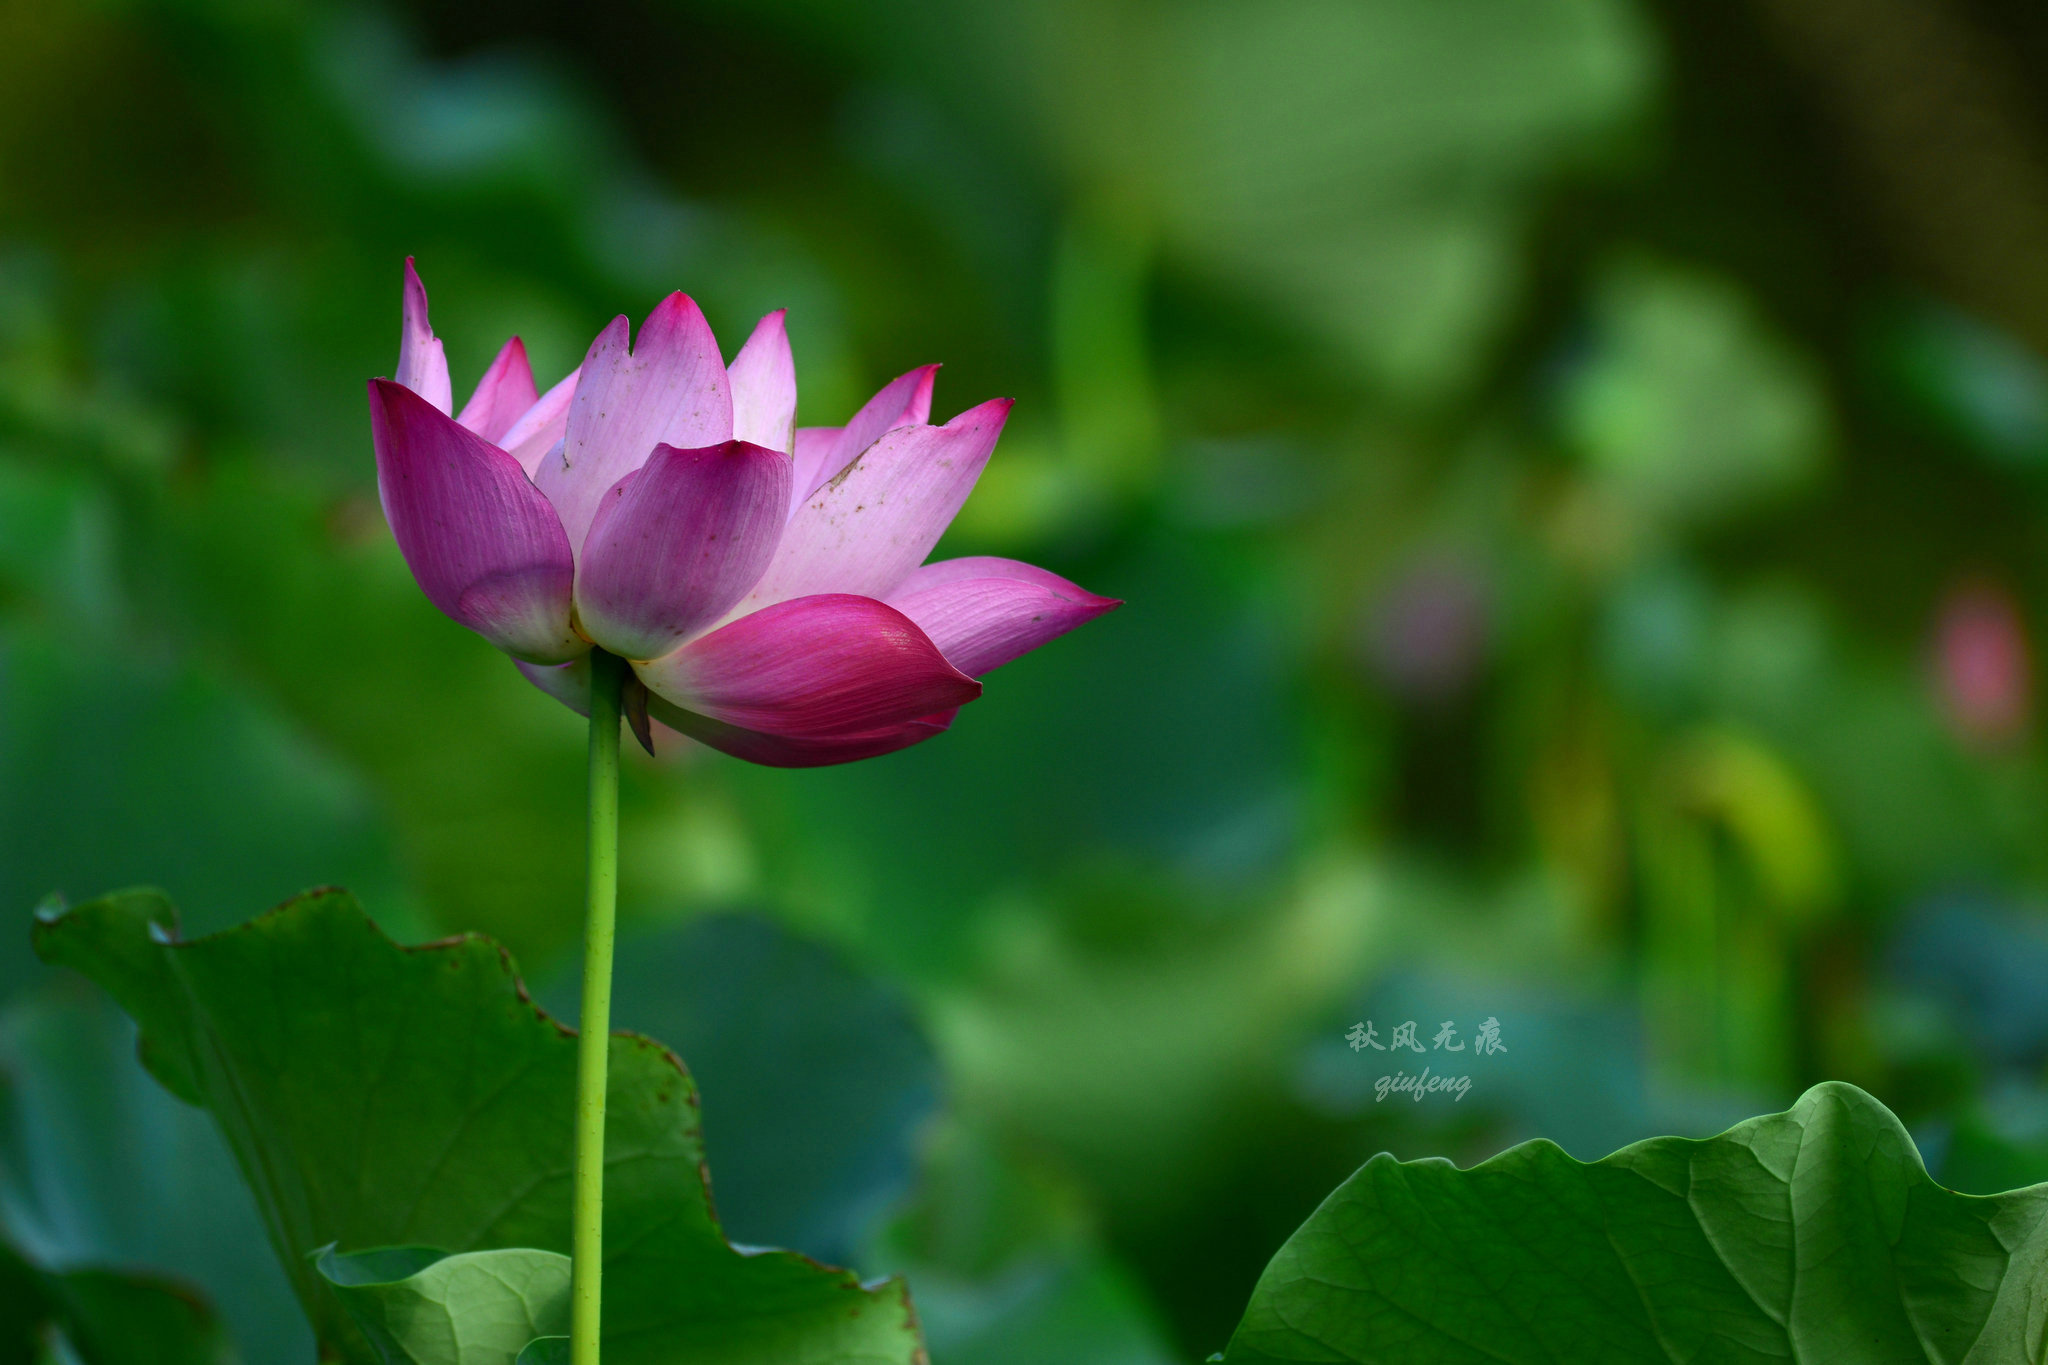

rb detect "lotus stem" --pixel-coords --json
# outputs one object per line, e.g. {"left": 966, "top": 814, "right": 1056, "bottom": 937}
{"left": 572, "top": 649, "right": 626, "bottom": 1365}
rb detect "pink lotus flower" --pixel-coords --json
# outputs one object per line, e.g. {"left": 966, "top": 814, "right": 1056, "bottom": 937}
{"left": 369, "top": 261, "right": 1118, "bottom": 766}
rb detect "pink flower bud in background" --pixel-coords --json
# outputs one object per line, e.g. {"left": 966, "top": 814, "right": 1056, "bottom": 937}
{"left": 1358, "top": 555, "right": 1491, "bottom": 706}
{"left": 1932, "top": 579, "right": 2033, "bottom": 751}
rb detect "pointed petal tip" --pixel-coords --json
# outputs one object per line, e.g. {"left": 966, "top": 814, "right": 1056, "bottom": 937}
{"left": 884, "top": 557, "right": 1115, "bottom": 677}
{"left": 903, "top": 364, "right": 940, "bottom": 424}
{"left": 401, "top": 259, "right": 430, "bottom": 319}
{"left": 952, "top": 395, "right": 1015, "bottom": 426}
{"left": 457, "top": 336, "right": 542, "bottom": 443}
{"left": 729, "top": 315, "right": 798, "bottom": 452}
{"left": 395, "top": 265, "right": 452, "bottom": 414}
{"left": 752, "top": 406, "right": 1015, "bottom": 605}
{"left": 546, "top": 302, "right": 734, "bottom": 554}
{"left": 648, "top": 291, "right": 709, "bottom": 328}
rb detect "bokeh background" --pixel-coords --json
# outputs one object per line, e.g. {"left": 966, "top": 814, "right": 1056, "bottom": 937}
{"left": 7, "top": 0, "right": 2048, "bottom": 1359}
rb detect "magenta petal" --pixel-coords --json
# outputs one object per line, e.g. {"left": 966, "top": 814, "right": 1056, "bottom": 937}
{"left": 789, "top": 426, "right": 843, "bottom": 519}
{"left": 810, "top": 364, "right": 939, "bottom": 497}
{"left": 636, "top": 593, "right": 981, "bottom": 738}
{"left": 647, "top": 697, "right": 957, "bottom": 768}
{"left": 519, "top": 646, "right": 958, "bottom": 765}
{"left": 574, "top": 440, "right": 793, "bottom": 661}
{"left": 397, "top": 259, "right": 452, "bottom": 415}
{"left": 535, "top": 293, "right": 735, "bottom": 560}
{"left": 369, "top": 379, "right": 582, "bottom": 664}
{"left": 728, "top": 310, "right": 797, "bottom": 455}
{"left": 743, "top": 397, "right": 1013, "bottom": 609}
{"left": 887, "top": 556, "right": 1120, "bottom": 676}
{"left": 456, "top": 337, "right": 541, "bottom": 443}
{"left": 499, "top": 366, "right": 579, "bottom": 477}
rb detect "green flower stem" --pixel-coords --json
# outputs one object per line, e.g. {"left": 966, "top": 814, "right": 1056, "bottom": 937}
{"left": 572, "top": 649, "right": 627, "bottom": 1365}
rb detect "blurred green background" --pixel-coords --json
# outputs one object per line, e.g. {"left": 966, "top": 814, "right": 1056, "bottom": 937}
{"left": 7, "top": 0, "right": 2048, "bottom": 1359}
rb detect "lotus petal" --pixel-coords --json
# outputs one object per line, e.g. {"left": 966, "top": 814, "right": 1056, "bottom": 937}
{"left": 396, "top": 258, "right": 452, "bottom": 415}
{"left": 789, "top": 426, "right": 842, "bottom": 519}
{"left": 728, "top": 310, "right": 797, "bottom": 456}
{"left": 498, "top": 367, "right": 579, "bottom": 478}
{"left": 535, "top": 293, "right": 733, "bottom": 560}
{"left": 649, "top": 700, "right": 958, "bottom": 768}
{"left": 575, "top": 440, "right": 791, "bottom": 661}
{"left": 455, "top": 337, "right": 541, "bottom": 444}
{"left": 800, "top": 365, "right": 937, "bottom": 503}
{"left": 635, "top": 593, "right": 979, "bottom": 738}
{"left": 369, "top": 379, "right": 581, "bottom": 663}
{"left": 741, "top": 398, "right": 1012, "bottom": 611}
{"left": 888, "top": 556, "right": 1120, "bottom": 676}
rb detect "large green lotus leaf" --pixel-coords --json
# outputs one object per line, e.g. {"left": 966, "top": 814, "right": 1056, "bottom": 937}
{"left": 316, "top": 1246, "right": 569, "bottom": 1365}
{"left": 537, "top": 912, "right": 940, "bottom": 1265}
{"left": 864, "top": 1119, "right": 1179, "bottom": 1365}
{"left": 0, "top": 976, "right": 310, "bottom": 1361}
{"left": 1221, "top": 1081, "right": 2048, "bottom": 1363}
{"left": 30, "top": 888, "right": 923, "bottom": 1365}
{"left": 1, "top": 1236, "right": 230, "bottom": 1365}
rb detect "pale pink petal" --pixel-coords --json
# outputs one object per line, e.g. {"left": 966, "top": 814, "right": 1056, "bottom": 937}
{"left": 535, "top": 294, "right": 734, "bottom": 561}
{"left": 499, "top": 367, "right": 579, "bottom": 478}
{"left": 574, "top": 441, "right": 792, "bottom": 661}
{"left": 887, "top": 557, "right": 1120, "bottom": 677}
{"left": 809, "top": 364, "right": 938, "bottom": 498}
{"left": 740, "top": 398, "right": 1013, "bottom": 611}
{"left": 369, "top": 379, "right": 581, "bottom": 663}
{"left": 648, "top": 699, "right": 958, "bottom": 768}
{"left": 789, "top": 426, "right": 843, "bottom": 519}
{"left": 456, "top": 337, "right": 540, "bottom": 443}
{"left": 779, "top": 371, "right": 935, "bottom": 520}
{"left": 635, "top": 593, "right": 980, "bottom": 738}
{"left": 396, "top": 258, "right": 452, "bottom": 415}
{"left": 515, "top": 654, "right": 592, "bottom": 715}
{"left": 728, "top": 310, "right": 797, "bottom": 455}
